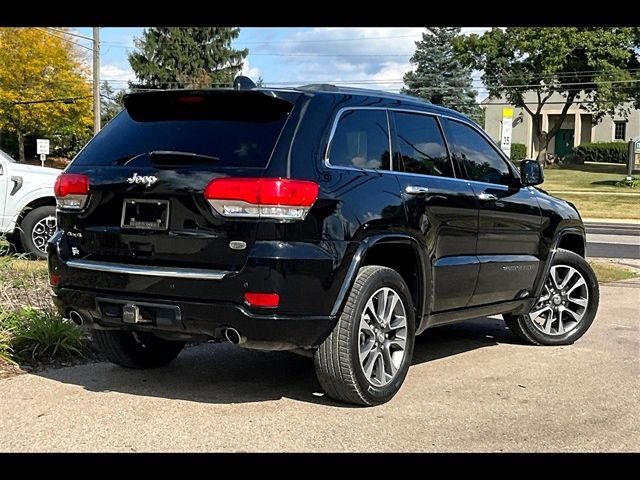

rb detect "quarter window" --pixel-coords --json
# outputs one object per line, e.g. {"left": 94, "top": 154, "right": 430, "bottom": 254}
{"left": 393, "top": 112, "right": 453, "bottom": 177}
{"left": 328, "top": 110, "right": 391, "bottom": 170}
{"left": 445, "top": 119, "right": 512, "bottom": 186}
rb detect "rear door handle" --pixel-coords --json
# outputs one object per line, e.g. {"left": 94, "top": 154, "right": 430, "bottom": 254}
{"left": 478, "top": 192, "right": 498, "bottom": 201}
{"left": 405, "top": 185, "right": 430, "bottom": 195}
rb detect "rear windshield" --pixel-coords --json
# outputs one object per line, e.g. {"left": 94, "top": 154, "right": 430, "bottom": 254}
{"left": 72, "top": 91, "right": 294, "bottom": 168}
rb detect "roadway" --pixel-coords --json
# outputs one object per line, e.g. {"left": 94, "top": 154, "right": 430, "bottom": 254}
{"left": 585, "top": 222, "right": 640, "bottom": 259}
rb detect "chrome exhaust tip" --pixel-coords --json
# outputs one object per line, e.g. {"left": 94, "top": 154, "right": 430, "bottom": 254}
{"left": 69, "top": 310, "right": 84, "bottom": 326}
{"left": 224, "top": 327, "right": 244, "bottom": 345}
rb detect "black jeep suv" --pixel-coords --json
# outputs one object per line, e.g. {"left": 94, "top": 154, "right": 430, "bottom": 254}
{"left": 48, "top": 83, "right": 599, "bottom": 406}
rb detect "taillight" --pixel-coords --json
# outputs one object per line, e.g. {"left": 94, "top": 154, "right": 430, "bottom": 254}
{"left": 49, "top": 273, "right": 61, "bottom": 287}
{"left": 54, "top": 173, "right": 90, "bottom": 210}
{"left": 204, "top": 178, "right": 319, "bottom": 220}
{"left": 244, "top": 292, "right": 280, "bottom": 308}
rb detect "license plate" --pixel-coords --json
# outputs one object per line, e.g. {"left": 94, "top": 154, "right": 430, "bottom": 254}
{"left": 121, "top": 199, "right": 169, "bottom": 230}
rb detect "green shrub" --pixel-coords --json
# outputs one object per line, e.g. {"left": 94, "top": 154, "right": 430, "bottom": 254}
{"left": 0, "top": 327, "right": 15, "bottom": 364}
{"left": 615, "top": 176, "right": 640, "bottom": 188}
{"left": 573, "top": 142, "right": 628, "bottom": 164}
{"left": 9, "top": 307, "right": 87, "bottom": 362}
{"left": 510, "top": 143, "right": 527, "bottom": 161}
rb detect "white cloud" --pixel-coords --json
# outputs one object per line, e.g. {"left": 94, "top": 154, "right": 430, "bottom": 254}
{"left": 259, "top": 27, "right": 490, "bottom": 94}
{"left": 100, "top": 64, "right": 135, "bottom": 87}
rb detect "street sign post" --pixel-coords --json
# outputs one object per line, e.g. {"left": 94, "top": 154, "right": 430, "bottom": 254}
{"left": 500, "top": 107, "right": 513, "bottom": 158}
{"left": 627, "top": 137, "right": 640, "bottom": 177}
{"left": 36, "top": 139, "right": 50, "bottom": 167}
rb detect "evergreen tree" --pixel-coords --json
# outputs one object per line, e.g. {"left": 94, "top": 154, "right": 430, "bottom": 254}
{"left": 100, "top": 81, "right": 125, "bottom": 125}
{"left": 128, "top": 27, "right": 248, "bottom": 89}
{"left": 403, "top": 27, "right": 482, "bottom": 123}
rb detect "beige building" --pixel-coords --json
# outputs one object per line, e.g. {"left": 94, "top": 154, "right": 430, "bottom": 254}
{"left": 482, "top": 92, "right": 640, "bottom": 158}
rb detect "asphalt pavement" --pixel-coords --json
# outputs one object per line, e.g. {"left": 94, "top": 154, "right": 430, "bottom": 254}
{"left": 1, "top": 278, "right": 638, "bottom": 452}
{"left": 586, "top": 222, "right": 640, "bottom": 259}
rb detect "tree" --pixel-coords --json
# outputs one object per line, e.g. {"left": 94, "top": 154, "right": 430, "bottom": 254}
{"left": 100, "top": 81, "right": 125, "bottom": 125}
{"left": 456, "top": 27, "right": 640, "bottom": 161}
{"left": 403, "top": 27, "right": 482, "bottom": 123}
{"left": 0, "top": 28, "right": 92, "bottom": 161}
{"left": 128, "top": 27, "right": 248, "bottom": 89}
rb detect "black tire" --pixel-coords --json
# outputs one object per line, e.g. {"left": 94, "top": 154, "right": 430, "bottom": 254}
{"left": 504, "top": 248, "right": 599, "bottom": 346}
{"left": 314, "top": 265, "right": 416, "bottom": 406}
{"left": 92, "top": 329, "right": 185, "bottom": 369}
{"left": 18, "top": 205, "right": 57, "bottom": 260}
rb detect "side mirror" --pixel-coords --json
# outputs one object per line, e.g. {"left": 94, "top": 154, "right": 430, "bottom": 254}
{"left": 520, "top": 159, "right": 544, "bottom": 186}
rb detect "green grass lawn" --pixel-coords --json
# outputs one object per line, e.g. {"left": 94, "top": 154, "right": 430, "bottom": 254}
{"left": 541, "top": 163, "right": 640, "bottom": 220}
{"left": 542, "top": 163, "right": 630, "bottom": 192}
{"left": 589, "top": 260, "right": 639, "bottom": 283}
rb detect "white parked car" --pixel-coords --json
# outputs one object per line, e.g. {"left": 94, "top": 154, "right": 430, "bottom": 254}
{"left": 0, "top": 148, "right": 59, "bottom": 259}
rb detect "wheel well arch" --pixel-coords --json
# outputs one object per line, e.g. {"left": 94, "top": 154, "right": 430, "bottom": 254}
{"left": 14, "top": 197, "right": 56, "bottom": 231}
{"left": 359, "top": 240, "right": 424, "bottom": 319}
{"left": 557, "top": 232, "right": 585, "bottom": 257}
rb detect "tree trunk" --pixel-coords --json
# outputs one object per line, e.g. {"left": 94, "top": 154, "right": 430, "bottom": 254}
{"left": 17, "top": 130, "right": 25, "bottom": 163}
{"left": 536, "top": 131, "right": 549, "bottom": 164}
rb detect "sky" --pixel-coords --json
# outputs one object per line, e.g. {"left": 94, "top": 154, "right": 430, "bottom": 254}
{"left": 73, "top": 27, "right": 490, "bottom": 99}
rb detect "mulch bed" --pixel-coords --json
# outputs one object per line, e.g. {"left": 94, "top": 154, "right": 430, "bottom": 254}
{"left": 0, "top": 359, "right": 24, "bottom": 379}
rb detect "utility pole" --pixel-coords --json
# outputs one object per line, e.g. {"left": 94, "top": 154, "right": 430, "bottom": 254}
{"left": 93, "top": 27, "right": 101, "bottom": 135}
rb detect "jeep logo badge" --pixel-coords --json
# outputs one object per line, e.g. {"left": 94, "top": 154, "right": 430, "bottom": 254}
{"left": 127, "top": 172, "right": 158, "bottom": 188}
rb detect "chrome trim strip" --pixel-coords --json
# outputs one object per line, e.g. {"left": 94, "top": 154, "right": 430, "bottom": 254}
{"left": 321, "top": 106, "right": 522, "bottom": 190}
{"left": 66, "top": 259, "right": 228, "bottom": 280}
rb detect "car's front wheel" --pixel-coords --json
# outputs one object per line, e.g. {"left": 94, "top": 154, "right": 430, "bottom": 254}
{"left": 314, "top": 265, "right": 415, "bottom": 406}
{"left": 504, "top": 248, "right": 599, "bottom": 346}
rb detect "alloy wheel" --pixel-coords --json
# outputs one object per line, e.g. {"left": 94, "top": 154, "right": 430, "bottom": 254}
{"left": 358, "top": 287, "right": 408, "bottom": 387}
{"left": 31, "top": 215, "right": 57, "bottom": 253}
{"left": 529, "top": 264, "right": 589, "bottom": 336}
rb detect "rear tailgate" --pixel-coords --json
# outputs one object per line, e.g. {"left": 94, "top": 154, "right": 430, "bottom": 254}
{"left": 58, "top": 89, "right": 300, "bottom": 271}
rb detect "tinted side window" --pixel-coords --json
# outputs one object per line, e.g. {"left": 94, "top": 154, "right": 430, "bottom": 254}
{"left": 328, "top": 110, "right": 391, "bottom": 170}
{"left": 445, "top": 119, "right": 511, "bottom": 185}
{"left": 394, "top": 112, "right": 453, "bottom": 177}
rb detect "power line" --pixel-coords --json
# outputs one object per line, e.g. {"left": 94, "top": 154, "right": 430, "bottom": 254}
{"left": 44, "top": 27, "right": 93, "bottom": 42}
{"left": 10, "top": 95, "right": 92, "bottom": 105}
{"left": 100, "top": 28, "right": 493, "bottom": 48}
{"left": 35, "top": 27, "right": 93, "bottom": 51}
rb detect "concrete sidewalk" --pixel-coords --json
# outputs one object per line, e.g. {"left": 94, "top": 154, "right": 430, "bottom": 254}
{"left": 1, "top": 280, "right": 639, "bottom": 452}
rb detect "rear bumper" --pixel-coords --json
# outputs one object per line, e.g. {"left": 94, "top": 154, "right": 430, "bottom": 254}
{"left": 52, "top": 287, "right": 335, "bottom": 349}
{"left": 48, "top": 230, "right": 351, "bottom": 349}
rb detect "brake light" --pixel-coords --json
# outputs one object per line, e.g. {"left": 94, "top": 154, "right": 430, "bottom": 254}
{"left": 204, "top": 178, "right": 319, "bottom": 220}
{"left": 49, "top": 273, "right": 61, "bottom": 287}
{"left": 244, "top": 292, "right": 280, "bottom": 308}
{"left": 54, "top": 173, "right": 90, "bottom": 210}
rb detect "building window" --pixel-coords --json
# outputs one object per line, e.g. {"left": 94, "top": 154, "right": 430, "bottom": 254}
{"left": 614, "top": 121, "right": 626, "bottom": 141}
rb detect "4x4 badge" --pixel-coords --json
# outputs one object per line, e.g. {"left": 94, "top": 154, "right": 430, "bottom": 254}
{"left": 127, "top": 172, "right": 158, "bottom": 187}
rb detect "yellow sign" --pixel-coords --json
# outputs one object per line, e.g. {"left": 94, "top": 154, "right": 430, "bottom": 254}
{"left": 502, "top": 107, "right": 514, "bottom": 119}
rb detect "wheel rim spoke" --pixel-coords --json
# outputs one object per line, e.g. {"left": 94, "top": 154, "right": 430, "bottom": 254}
{"left": 556, "top": 309, "right": 565, "bottom": 334}
{"left": 382, "top": 345, "right": 398, "bottom": 379}
{"left": 362, "top": 350, "right": 378, "bottom": 379}
{"left": 358, "top": 286, "right": 407, "bottom": 387}
{"left": 529, "top": 305, "right": 552, "bottom": 323}
{"left": 567, "top": 296, "right": 587, "bottom": 307}
{"left": 567, "top": 277, "right": 586, "bottom": 295}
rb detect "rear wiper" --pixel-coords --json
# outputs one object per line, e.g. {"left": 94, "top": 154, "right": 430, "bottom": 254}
{"left": 118, "top": 150, "right": 221, "bottom": 166}
{"left": 148, "top": 150, "right": 220, "bottom": 162}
